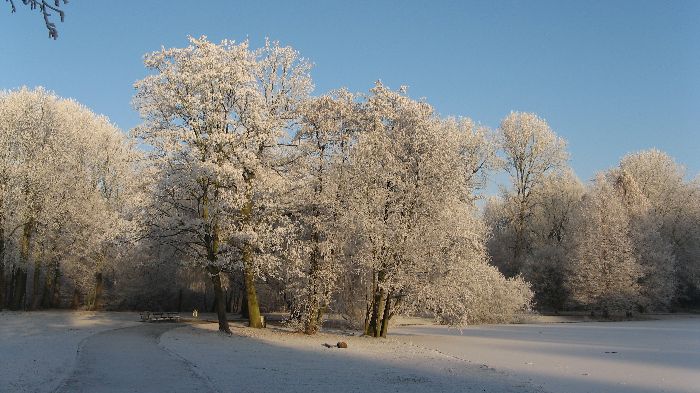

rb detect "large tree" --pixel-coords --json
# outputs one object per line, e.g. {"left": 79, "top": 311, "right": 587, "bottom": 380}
{"left": 495, "top": 112, "right": 568, "bottom": 277}
{"left": 619, "top": 149, "right": 700, "bottom": 306}
{"left": 134, "top": 36, "right": 311, "bottom": 332}
{"left": 283, "top": 90, "right": 359, "bottom": 334}
{"left": 522, "top": 170, "right": 584, "bottom": 310}
{"left": 566, "top": 175, "right": 642, "bottom": 316}
{"left": 342, "top": 84, "right": 531, "bottom": 337}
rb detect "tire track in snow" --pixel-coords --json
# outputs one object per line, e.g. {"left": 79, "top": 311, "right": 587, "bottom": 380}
{"left": 55, "top": 323, "right": 214, "bottom": 393}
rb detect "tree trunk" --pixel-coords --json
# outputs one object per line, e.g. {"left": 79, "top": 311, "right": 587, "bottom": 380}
{"left": 240, "top": 286, "right": 249, "bottom": 318}
{"left": 243, "top": 249, "right": 263, "bottom": 328}
{"left": 177, "top": 288, "right": 183, "bottom": 313}
{"left": 10, "top": 221, "right": 32, "bottom": 310}
{"left": 91, "top": 272, "right": 104, "bottom": 311}
{"left": 10, "top": 268, "right": 27, "bottom": 310}
{"left": 303, "top": 241, "right": 325, "bottom": 335}
{"left": 241, "top": 170, "right": 263, "bottom": 328}
{"left": 364, "top": 272, "right": 377, "bottom": 336}
{"left": 303, "top": 297, "right": 321, "bottom": 335}
{"left": 367, "top": 270, "right": 386, "bottom": 338}
{"left": 369, "top": 288, "right": 386, "bottom": 337}
{"left": 201, "top": 284, "right": 207, "bottom": 313}
{"left": 511, "top": 198, "right": 528, "bottom": 277}
{"left": 7, "top": 266, "right": 15, "bottom": 308}
{"left": 225, "top": 289, "right": 234, "bottom": 313}
{"left": 380, "top": 292, "right": 393, "bottom": 338}
{"left": 210, "top": 293, "right": 217, "bottom": 312}
{"left": 211, "top": 271, "right": 230, "bottom": 332}
{"left": 41, "top": 263, "right": 54, "bottom": 309}
{"left": 31, "top": 258, "right": 42, "bottom": 310}
{"left": 0, "top": 230, "right": 5, "bottom": 310}
{"left": 363, "top": 301, "right": 372, "bottom": 336}
{"left": 71, "top": 288, "right": 81, "bottom": 309}
{"left": 206, "top": 265, "right": 230, "bottom": 333}
{"left": 51, "top": 263, "right": 61, "bottom": 307}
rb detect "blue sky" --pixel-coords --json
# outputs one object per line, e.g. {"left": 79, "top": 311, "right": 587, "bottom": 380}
{"left": 2, "top": 0, "right": 699, "bottom": 184}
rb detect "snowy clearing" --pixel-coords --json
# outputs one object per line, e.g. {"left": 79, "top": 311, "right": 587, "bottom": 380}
{"left": 160, "top": 322, "right": 542, "bottom": 393}
{"left": 394, "top": 315, "right": 700, "bottom": 393}
{"left": 0, "top": 311, "right": 140, "bottom": 393}
{"left": 2, "top": 311, "right": 699, "bottom": 393}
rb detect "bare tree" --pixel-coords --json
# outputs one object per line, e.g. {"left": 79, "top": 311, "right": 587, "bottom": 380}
{"left": 6, "top": 0, "right": 68, "bottom": 39}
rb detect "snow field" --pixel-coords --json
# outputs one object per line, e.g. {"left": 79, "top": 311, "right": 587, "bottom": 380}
{"left": 160, "top": 321, "right": 543, "bottom": 393}
{"left": 0, "top": 311, "right": 140, "bottom": 393}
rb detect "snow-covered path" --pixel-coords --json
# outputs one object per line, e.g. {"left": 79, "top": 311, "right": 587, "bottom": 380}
{"left": 56, "top": 323, "right": 214, "bottom": 393}
{"left": 0, "top": 311, "right": 140, "bottom": 393}
{"left": 393, "top": 316, "right": 700, "bottom": 393}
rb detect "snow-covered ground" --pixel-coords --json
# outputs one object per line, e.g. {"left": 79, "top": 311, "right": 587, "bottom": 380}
{"left": 2, "top": 311, "right": 698, "bottom": 393}
{"left": 394, "top": 315, "right": 700, "bottom": 393}
{"left": 0, "top": 311, "right": 140, "bottom": 393}
{"left": 160, "top": 322, "right": 541, "bottom": 393}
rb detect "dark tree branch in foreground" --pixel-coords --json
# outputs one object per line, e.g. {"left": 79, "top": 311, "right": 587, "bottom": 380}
{"left": 6, "top": 0, "right": 68, "bottom": 39}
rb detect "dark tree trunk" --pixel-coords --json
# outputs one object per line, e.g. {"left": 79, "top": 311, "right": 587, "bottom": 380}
{"left": 207, "top": 266, "right": 230, "bottom": 333}
{"left": 363, "top": 280, "right": 374, "bottom": 336}
{"left": 10, "top": 221, "right": 32, "bottom": 310}
{"left": 71, "top": 288, "right": 81, "bottom": 309}
{"left": 240, "top": 286, "right": 249, "bottom": 318}
{"left": 380, "top": 292, "right": 393, "bottom": 338}
{"left": 177, "top": 288, "right": 183, "bottom": 313}
{"left": 210, "top": 293, "right": 217, "bottom": 312}
{"left": 10, "top": 268, "right": 27, "bottom": 310}
{"left": 225, "top": 289, "right": 233, "bottom": 313}
{"left": 91, "top": 272, "right": 104, "bottom": 311}
{"left": 51, "top": 263, "right": 61, "bottom": 307}
{"left": 41, "top": 264, "right": 54, "bottom": 309}
{"left": 31, "top": 258, "right": 42, "bottom": 310}
{"left": 0, "top": 223, "right": 5, "bottom": 310}
{"left": 201, "top": 286, "right": 207, "bottom": 313}
{"left": 367, "top": 270, "right": 386, "bottom": 337}
{"left": 363, "top": 301, "right": 372, "bottom": 336}
{"left": 510, "top": 199, "right": 528, "bottom": 277}
{"left": 7, "top": 266, "right": 15, "bottom": 308}
{"left": 226, "top": 271, "right": 243, "bottom": 314}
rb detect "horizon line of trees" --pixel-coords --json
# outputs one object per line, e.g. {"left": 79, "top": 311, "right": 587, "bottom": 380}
{"left": 1, "top": 36, "right": 698, "bottom": 337}
{"left": 486, "top": 142, "right": 700, "bottom": 316}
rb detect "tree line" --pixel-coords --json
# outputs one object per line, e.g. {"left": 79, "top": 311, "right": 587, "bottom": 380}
{"left": 1, "top": 37, "right": 698, "bottom": 336}
{"left": 487, "top": 134, "right": 700, "bottom": 316}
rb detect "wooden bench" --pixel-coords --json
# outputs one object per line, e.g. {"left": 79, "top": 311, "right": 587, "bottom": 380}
{"left": 139, "top": 311, "right": 181, "bottom": 322}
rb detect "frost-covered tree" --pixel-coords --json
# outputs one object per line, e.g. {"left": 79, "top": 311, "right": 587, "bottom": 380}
{"left": 283, "top": 90, "right": 359, "bottom": 334}
{"left": 134, "top": 36, "right": 312, "bottom": 332}
{"left": 0, "top": 87, "right": 68, "bottom": 310}
{"left": 0, "top": 87, "right": 138, "bottom": 311}
{"left": 619, "top": 149, "right": 700, "bottom": 305}
{"left": 567, "top": 175, "right": 642, "bottom": 316}
{"left": 341, "top": 84, "right": 531, "bottom": 337}
{"left": 521, "top": 170, "right": 584, "bottom": 310}
{"left": 496, "top": 112, "right": 568, "bottom": 277}
{"left": 609, "top": 169, "right": 676, "bottom": 311}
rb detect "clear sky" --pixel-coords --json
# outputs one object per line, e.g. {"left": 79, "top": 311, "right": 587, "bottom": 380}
{"left": 2, "top": 0, "right": 699, "bottom": 183}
